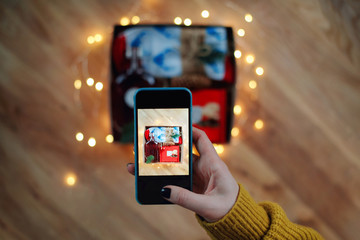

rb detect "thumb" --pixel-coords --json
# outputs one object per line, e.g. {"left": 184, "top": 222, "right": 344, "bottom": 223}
{"left": 161, "top": 185, "right": 210, "bottom": 216}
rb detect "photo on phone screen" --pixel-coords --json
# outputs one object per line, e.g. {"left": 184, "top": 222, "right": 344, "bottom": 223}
{"left": 137, "top": 109, "right": 189, "bottom": 176}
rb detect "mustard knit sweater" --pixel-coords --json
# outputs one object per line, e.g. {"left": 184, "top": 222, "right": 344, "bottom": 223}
{"left": 197, "top": 185, "right": 323, "bottom": 240}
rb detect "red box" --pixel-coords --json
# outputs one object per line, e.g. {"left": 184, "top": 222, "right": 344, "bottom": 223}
{"left": 160, "top": 146, "right": 180, "bottom": 163}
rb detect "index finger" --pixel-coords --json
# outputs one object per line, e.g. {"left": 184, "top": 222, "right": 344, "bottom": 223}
{"left": 192, "top": 127, "right": 217, "bottom": 156}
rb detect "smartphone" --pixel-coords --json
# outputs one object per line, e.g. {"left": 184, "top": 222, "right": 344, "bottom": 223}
{"left": 134, "top": 88, "right": 192, "bottom": 204}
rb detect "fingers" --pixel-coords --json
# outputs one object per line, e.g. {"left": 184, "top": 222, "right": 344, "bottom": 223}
{"left": 162, "top": 185, "right": 211, "bottom": 217}
{"left": 192, "top": 127, "right": 217, "bottom": 156}
{"left": 127, "top": 163, "right": 135, "bottom": 175}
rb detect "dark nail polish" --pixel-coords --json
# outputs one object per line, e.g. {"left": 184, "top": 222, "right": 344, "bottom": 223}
{"left": 160, "top": 188, "right": 171, "bottom": 199}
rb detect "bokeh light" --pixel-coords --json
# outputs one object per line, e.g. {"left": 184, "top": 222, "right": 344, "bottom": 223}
{"left": 237, "top": 29, "right": 245, "bottom": 37}
{"left": 87, "top": 36, "right": 95, "bottom": 44}
{"left": 65, "top": 173, "right": 77, "bottom": 186}
{"left": 233, "top": 105, "right": 242, "bottom": 115}
{"left": 249, "top": 80, "right": 257, "bottom": 89}
{"left": 106, "top": 134, "right": 114, "bottom": 143}
{"left": 174, "top": 17, "right": 182, "bottom": 25}
{"left": 95, "top": 82, "right": 103, "bottom": 91}
{"left": 234, "top": 50, "right": 242, "bottom": 59}
{"left": 94, "top": 34, "right": 102, "bottom": 42}
{"left": 131, "top": 16, "right": 140, "bottom": 24}
{"left": 75, "top": 132, "right": 84, "bottom": 141}
{"left": 246, "top": 54, "right": 255, "bottom": 64}
{"left": 201, "top": 10, "right": 210, "bottom": 18}
{"left": 245, "top": 14, "right": 253, "bottom": 22}
{"left": 256, "top": 67, "right": 264, "bottom": 76}
{"left": 88, "top": 137, "right": 96, "bottom": 147}
{"left": 213, "top": 144, "right": 224, "bottom": 154}
{"left": 74, "top": 80, "right": 82, "bottom": 89}
{"left": 120, "top": 17, "right": 130, "bottom": 26}
{"left": 254, "top": 119, "right": 264, "bottom": 130}
{"left": 86, "top": 78, "right": 94, "bottom": 86}
{"left": 231, "top": 127, "right": 240, "bottom": 137}
{"left": 184, "top": 18, "right": 192, "bottom": 26}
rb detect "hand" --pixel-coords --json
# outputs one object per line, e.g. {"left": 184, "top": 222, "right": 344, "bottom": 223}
{"left": 127, "top": 127, "right": 239, "bottom": 222}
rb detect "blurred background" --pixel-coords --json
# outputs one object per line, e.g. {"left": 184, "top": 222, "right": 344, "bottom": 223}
{"left": 0, "top": 0, "right": 359, "bottom": 239}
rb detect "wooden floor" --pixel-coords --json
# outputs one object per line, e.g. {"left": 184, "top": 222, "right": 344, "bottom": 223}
{"left": 1, "top": 0, "right": 359, "bottom": 239}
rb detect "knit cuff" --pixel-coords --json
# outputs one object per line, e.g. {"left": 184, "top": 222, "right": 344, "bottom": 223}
{"left": 196, "top": 184, "right": 270, "bottom": 240}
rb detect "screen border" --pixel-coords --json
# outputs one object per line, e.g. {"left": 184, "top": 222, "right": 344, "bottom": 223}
{"left": 134, "top": 87, "right": 192, "bottom": 204}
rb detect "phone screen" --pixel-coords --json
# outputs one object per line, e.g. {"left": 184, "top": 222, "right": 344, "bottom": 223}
{"left": 137, "top": 108, "right": 189, "bottom": 176}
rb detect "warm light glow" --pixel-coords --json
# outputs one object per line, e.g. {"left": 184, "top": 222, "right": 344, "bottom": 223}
{"left": 95, "top": 82, "right": 103, "bottom": 91}
{"left": 234, "top": 50, "right": 242, "bottom": 59}
{"left": 231, "top": 127, "right": 240, "bottom": 137}
{"left": 192, "top": 146, "right": 199, "bottom": 155}
{"left": 201, "top": 10, "right": 210, "bottom": 18}
{"left": 213, "top": 144, "right": 224, "bottom": 154}
{"left": 233, "top": 105, "right": 242, "bottom": 115}
{"left": 106, "top": 134, "right": 114, "bottom": 143}
{"left": 87, "top": 36, "right": 95, "bottom": 44}
{"left": 249, "top": 80, "right": 257, "bottom": 89}
{"left": 74, "top": 80, "right": 82, "bottom": 89}
{"left": 245, "top": 14, "right": 253, "bottom": 22}
{"left": 174, "top": 17, "right": 182, "bottom": 25}
{"left": 184, "top": 18, "right": 192, "bottom": 26}
{"left": 254, "top": 119, "right": 264, "bottom": 130}
{"left": 86, "top": 78, "right": 94, "bottom": 86}
{"left": 131, "top": 16, "right": 140, "bottom": 24}
{"left": 75, "top": 132, "right": 84, "bottom": 141}
{"left": 120, "top": 17, "right": 130, "bottom": 26}
{"left": 237, "top": 29, "right": 245, "bottom": 37}
{"left": 88, "top": 137, "right": 96, "bottom": 147}
{"left": 94, "top": 34, "right": 103, "bottom": 42}
{"left": 65, "top": 174, "right": 76, "bottom": 186}
{"left": 256, "top": 67, "right": 264, "bottom": 76}
{"left": 246, "top": 55, "right": 255, "bottom": 64}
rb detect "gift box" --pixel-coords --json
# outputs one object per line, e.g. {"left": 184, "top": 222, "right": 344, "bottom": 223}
{"left": 111, "top": 25, "right": 235, "bottom": 143}
{"left": 160, "top": 145, "right": 180, "bottom": 163}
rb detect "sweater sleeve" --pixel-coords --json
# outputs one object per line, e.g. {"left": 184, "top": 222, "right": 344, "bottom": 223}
{"left": 196, "top": 184, "right": 324, "bottom": 240}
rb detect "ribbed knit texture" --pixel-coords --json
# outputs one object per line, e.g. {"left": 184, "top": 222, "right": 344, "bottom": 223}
{"left": 196, "top": 185, "right": 323, "bottom": 240}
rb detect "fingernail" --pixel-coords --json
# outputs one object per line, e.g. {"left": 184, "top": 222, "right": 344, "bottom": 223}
{"left": 127, "top": 163, "right": 133, "bottom": 167}
{"left": 160, "top": 188, "right": 171, "bottom": 199}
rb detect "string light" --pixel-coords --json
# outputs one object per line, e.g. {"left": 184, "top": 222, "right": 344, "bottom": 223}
{"left": 94, "top": 34, "right": 103, "bottom": 42}
{"left": 106, "top": 134, "right": 114, "bottom": 143}
{"left": 95, "top": 82, "right": 103, "bottom": 91}
{"left": 213, "top": 144, "right": 224, "bottom": 154}
{"left": 131, "top": 16, "right": 140, "bottom": 24}
{"left": 74, "top": 80, "right": 82, "bottom": 89}
{"left": 245, "top": 14, "right": 253, "bottom": 23}
{"left": 184, "top": 18, "right": 192, "bottom": 26}
{"left": 237, "top": 29, "right": 245, "bottom": 37}
{"left": 231, "top": 127, "right": 240, "bottom": 137}
{"left": 246, "top": 54, "right": 255, "bottom": 64}
{"left": 75, "top": 132, "right": 84, "bottom": 141}
{"left": 87, "top": 36, "right": 95, "bottom": 44}
{"left": 249, "top": 80, "right": 257, "bottom": 89}
{"left": 254, "top": 119, "right": 264, "bottom": 130}
{"left": 256, "top": 67, "right": 264, "bottom": 76}
{"left": 88, "top": 137, "right": 96, "bottom": 147}
{"left": 65, "top": 173, "right": 76, "bottom": 186}
{"left": 86, "top": 77, "right": 94, "bottom": 86}
{"left": 233, "top": 105, "right": 242, "bottom": 115}
{"left": 174, "top": 17, "right": 182, "bottom": 25}
{"left": 201, "top": 10, "right": 210, "bottom": 18}
{"left": 120, "top": 17, "right": 130, "bottom": 26}
{"left": 234, "top": 50, "right": 242, "bottom": 59}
